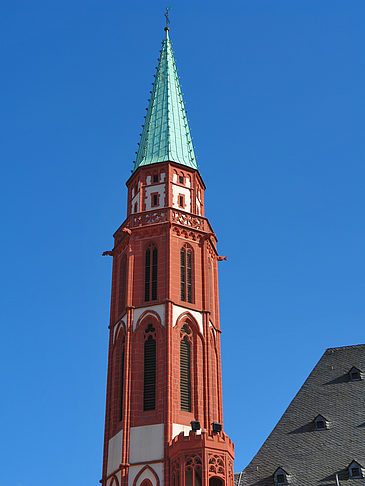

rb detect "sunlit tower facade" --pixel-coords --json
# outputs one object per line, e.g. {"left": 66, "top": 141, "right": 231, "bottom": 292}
{"left": 101, "top": 25, "right": 234, "bottom": 486}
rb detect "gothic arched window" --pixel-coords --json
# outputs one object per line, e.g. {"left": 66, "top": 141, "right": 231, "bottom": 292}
{"left": 143, "top": 324, "right": 156, "bottom": 411}
{"left": 180, "top": 324, "right": 192, "bottom": 411}
{"left": 145, "top": 245, "right": 158, "bottom": 302}
{"left": 180, "top": 245, "right": 193, "bottom": 303}
{"left": 186, "top": 455, "right": 202, "bottom": 486}
{"left": 171, "top": 459, "right": 181, "bottom": 486}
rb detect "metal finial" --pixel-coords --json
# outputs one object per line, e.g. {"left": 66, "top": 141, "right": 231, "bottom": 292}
{"left": 164, "top": 7, "right": 171, "bottom": 31}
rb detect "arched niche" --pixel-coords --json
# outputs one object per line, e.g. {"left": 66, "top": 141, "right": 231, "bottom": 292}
{"left": 141, "top": 480, "right": 153, "bottom": 486}
{"left": 132, "top": 463, "right": 160, "bottom": 486}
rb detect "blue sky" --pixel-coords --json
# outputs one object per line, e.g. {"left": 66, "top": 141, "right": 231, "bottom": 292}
{"left": 1, "top": 1, "right": 364, "bottom": 485}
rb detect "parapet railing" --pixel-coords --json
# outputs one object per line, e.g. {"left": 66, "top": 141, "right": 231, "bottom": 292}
{"left": 114, "top": 207, "right": 215, "bottom": 241}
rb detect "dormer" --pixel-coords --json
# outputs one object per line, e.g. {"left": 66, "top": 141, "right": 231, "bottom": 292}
{"left": 348, "top": 366, "right": 362, "bottom": 382}
{"left": 274, "top": 468, "right": 289, "bottom": 485}
{"left": 313, "top": 414, "right": 328, "bottom": 431}
{"left": 348, "top": 461, "right": 364, "bottom": 479}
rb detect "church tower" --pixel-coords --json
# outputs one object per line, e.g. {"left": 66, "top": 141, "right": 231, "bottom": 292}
{"left": 101, "top": 25, "right": 235, "bottom": 486}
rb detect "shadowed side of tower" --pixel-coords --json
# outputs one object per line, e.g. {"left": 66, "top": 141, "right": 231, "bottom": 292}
{"left": 101, "top": 27, "right": 234, "bottom": 486}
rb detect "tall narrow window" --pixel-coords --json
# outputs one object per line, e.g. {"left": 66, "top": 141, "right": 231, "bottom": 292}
{"left": 145, "top": 248, "right": 150, "bottom": 301}
{"left": 180, "top": 246, "right": 193, "bottom": 303}
{"left": 171, "top": 461, "right": 181, "bottom": 486}
{"left": 180, "top": 325, "right": 192, "bottom": 412}
{"left": 152, "top": 247, "right": 157, "bottom": 300}
{"left": 186, "top": 250, "right": 192, "bottom": 303}
{"left": 143, "top": 324, "right": 156, "bottom": 411}
{"left": 144, "top": 246, "right": 158, "bottom": 301}
{"left": 186, "top": 456, "right": 202, "bottom": 485}
{"left": 119, "top": 336, "right": 125, "bottom": 421}
{"left": 151, "top": 193, "right": 158, "bottom": 207}
{"left": 180, "top": 249, "right": 186, "bottom": 301}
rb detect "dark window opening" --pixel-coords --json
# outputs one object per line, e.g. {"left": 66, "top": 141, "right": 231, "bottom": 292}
{"left": 145, "top": 248, "right": 150, "bottom": 301}
{"left": 152, "top": 247, "right": 157, "bottom": 300}
{"left": 349, "top": 367, "right": 362, "bottom": 381}
{"left": 180, "top": 327, "right": 192, "bottom": 412}
{"left": 314, "top": 415, "right": 328, "bottom": 430}
{"left": 180, "top": 249, "right": 186, "bottom": 301}
{"left": 180, "top": 247, "right": 193, "bottom": 303}
{"left": 143, "top": 325, "right": 156, "bottom": 411}
{"left": 153, "top": 174, "right": 158, "bottom": 183}
{"left": 134, "top": 202, "right": 138, "bottom": 213}
{"left": 145, "top": 246, "right": 158, "bottom": 301}
{"left": 274, "top": 469, "right": 288, "bottom": 485}
{"left": 179, "top": 175, "right": 184, "bottom": 184}
{"left": 179, "top": 195, "right": 184, "bottom": 207}
{"left": 187, "top": 250, "right": 192, "bottom": 303}
{"left": 209, "top": 479, "right": 223, "bottom": 486}
{"left": 186, "top": 470, "right": 202, "bottom": 486}
{"left": 349, "top": 463, "right": 363, "bottom": 479}
{"left": 152, "top": 194, "right": 158, "bottom": 206}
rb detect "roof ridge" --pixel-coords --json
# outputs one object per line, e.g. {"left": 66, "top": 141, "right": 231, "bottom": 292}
{"left": 325, "top": 343, "right": 365, "bottom": 352}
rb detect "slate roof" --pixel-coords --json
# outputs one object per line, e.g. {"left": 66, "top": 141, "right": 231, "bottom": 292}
{"left": 235, "top": 344, "right": 365, "bottom": 486}
{"left": 133, "top": 29, "right": 197, "bottom": 172}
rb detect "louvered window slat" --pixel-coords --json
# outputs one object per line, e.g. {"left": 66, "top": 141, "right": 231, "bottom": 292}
{"left": 181, "top": 247, "right": 193, "bottom": 303}
{"left": 186, "top": 250, "right": 192, "bottom": 303}
{"left": 145, "top": 246, "right": 158, "bottom": 301}
{"left": 145, "top": 248, "right": 151, "bottom": 301}
{"left": 180, "top": 249, "right": 186, "bottom": 301}
{"left": 144, "top": 335, "right": 156, "bottom": 411}
{"left": 152, "top": 248, "right": 158, "bottom": 300}
{"left": 180, "top": 337, "right": 191, "bottom": 411}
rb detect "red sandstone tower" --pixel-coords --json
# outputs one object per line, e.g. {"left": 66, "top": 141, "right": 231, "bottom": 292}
{"left": 101, "top": 26, "right": 234, "bottom": 486}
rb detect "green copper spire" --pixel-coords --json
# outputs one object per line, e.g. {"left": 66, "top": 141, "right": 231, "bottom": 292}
{"left": 133, "top": 29, "right": 198, "bottom": 172}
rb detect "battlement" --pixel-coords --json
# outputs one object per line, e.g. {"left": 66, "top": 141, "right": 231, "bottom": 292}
{"left": 169, "top": 429, "right": 235, "bottom": 459}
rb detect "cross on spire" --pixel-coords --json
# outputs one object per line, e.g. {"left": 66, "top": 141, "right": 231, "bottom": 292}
{"left": 165, "top": 7, "right": 171, "bottom": 31}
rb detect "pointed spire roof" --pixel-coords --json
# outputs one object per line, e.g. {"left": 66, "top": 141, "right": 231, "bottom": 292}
{"left": 133, "top": 29, "right": 197, "bottom": 172}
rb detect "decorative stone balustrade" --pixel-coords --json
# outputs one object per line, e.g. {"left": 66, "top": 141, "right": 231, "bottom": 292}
{"left": 114, "top": 207, "right": 215, "bottom": 243}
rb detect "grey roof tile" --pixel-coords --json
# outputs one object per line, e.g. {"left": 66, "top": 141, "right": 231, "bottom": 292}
{"left": 236, "top": 344, "right": 365, "bottom": 486}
